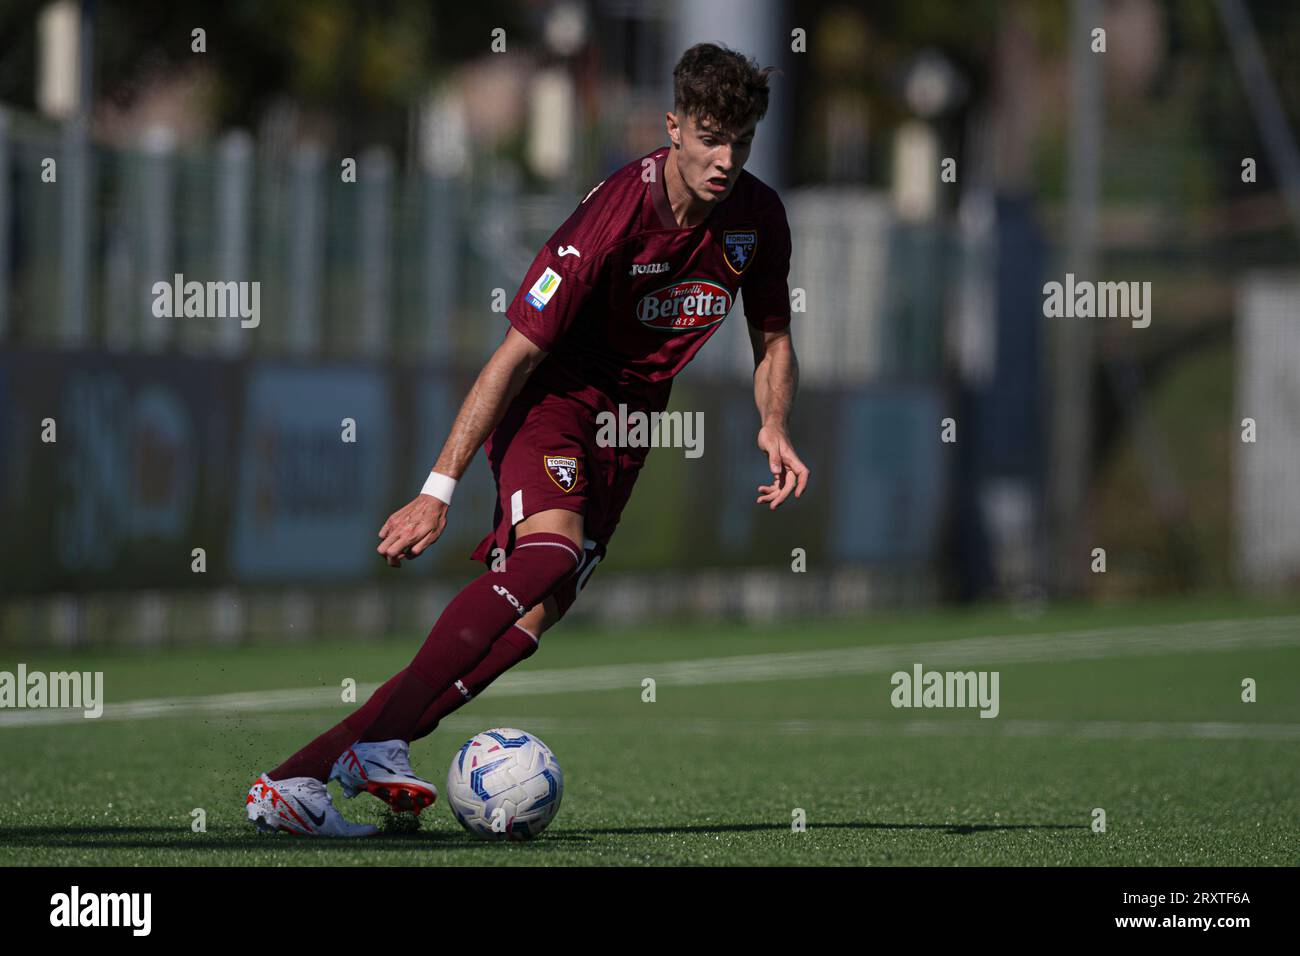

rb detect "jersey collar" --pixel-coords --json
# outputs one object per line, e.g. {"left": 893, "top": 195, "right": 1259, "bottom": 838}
{"left": 650, "top": 148, "right": 680, "bottom": 229}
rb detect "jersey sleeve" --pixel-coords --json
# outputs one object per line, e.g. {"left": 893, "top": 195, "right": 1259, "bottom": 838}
{"left": 741, "top": 196, "right": 793, "bottom": 333}
{"left": 505, "top": 191, "right": 610, "bottom": 352}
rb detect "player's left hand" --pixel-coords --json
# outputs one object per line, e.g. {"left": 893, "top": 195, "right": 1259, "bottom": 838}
{"left": 756, "top": 425, "right": 809, "bottom": 510}
{"left": 377, "top": 494, "right": 449, "bottom": 567}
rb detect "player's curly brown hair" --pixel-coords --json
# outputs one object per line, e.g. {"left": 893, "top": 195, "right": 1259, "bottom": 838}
{"left": 672, "top": 43, "right": 775, "bottom": 135}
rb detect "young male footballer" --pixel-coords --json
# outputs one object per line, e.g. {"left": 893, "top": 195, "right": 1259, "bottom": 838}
{"left": 246, "top": 43, "right": 809, "bottom": 836}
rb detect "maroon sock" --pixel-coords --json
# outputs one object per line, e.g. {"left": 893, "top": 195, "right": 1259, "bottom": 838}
{"left": 268, "top": 617, "right": 543, "bottom": 780}
{"left": 411, "top": 622, "right": 540, "bottom": 741}
{"left": 267, "top": 669, "right": 407, "bottom": 782}
{"left": 357, "top": 532, "right": 578, "bottom": 743}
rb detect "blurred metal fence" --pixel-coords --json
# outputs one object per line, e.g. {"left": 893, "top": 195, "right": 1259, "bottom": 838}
{"left": 0, "top": 109, "right": 957, "bottom": 645}
{"left": 0, "top": 108, "right": 946, "bottom": 387}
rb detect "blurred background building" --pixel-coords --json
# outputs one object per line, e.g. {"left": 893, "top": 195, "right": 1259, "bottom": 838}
{"left": 0, "top": 0, "right": 1297, "bottom": 646}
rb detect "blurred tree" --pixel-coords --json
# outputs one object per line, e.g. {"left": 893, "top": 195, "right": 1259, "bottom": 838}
{"left": 0, "top": 0, "right": 528, "bottom": 155}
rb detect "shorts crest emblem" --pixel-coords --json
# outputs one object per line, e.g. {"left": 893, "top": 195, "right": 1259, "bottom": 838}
{"left": 544, "top": 455, "right": 579, "bottom": 493}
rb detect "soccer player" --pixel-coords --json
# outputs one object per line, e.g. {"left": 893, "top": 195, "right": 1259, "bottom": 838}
{"left": 246, "top": 43, "right": 809, "bottom": 836}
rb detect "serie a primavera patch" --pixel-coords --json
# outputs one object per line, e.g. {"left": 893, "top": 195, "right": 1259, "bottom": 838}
{"left": 526, "top": 267, "right": 562, "bottom": 310}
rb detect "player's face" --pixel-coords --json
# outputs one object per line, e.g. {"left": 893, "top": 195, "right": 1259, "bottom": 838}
{"left": 670, "top": 113, "right": 757, "bottom": 204}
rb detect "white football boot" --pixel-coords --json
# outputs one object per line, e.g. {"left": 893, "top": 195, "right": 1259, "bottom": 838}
{"left": 245, "top": 772, "right": 379, "bottom": 837}
{"left": 329, "top": 739, "right": 438, "bottom": 815}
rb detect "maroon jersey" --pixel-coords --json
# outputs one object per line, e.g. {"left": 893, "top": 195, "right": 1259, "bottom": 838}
{"left": 507, "top": 146, "right": 792, "bottom": 414}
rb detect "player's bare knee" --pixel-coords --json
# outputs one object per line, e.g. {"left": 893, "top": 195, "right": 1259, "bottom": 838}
{"left": 539, "top": 595, "right": 564, "bottom": 631}
{"left": 520, "top": 596, "right": 562, "bottom": 637}
{"left": 517, "top": 601, "right": 548, "bottom": 638}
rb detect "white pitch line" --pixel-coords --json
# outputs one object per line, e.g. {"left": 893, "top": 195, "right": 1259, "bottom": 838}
{"left": 433, "top": 714, "right": 1300, "bottom": 741}
{"left": 1, "top": 615, "right": 1298, "bottom": 728}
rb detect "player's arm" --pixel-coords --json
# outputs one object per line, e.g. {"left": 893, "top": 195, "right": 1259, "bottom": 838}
{"left": 378, "top": 174, "right": 604, "bottom": 566}
{"left": 431, "top": 327, "right": 547, "bottom": 483}
{"left": 376, "top": 327, "right": 546, "bottom": 567}
{"left": 749, "top": 324, "right": 809, "bottom": 510}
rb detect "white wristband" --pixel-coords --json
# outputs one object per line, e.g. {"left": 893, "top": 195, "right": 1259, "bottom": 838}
{"left": 421, "top": 471, "right": 457, "bottom": 505}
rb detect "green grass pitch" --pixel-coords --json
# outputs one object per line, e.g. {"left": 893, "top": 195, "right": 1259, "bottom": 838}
{"left": 1, "top": 596, "right": 1297, "bottom": 866}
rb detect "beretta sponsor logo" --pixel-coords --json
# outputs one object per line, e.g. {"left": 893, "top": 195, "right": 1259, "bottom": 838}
{"left": 635, "top": 278, "right": 733, "bottom": 330}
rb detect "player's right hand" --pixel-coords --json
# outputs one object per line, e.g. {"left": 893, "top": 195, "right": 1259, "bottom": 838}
{"left": 377, "top": 495, "right": 448, "bottom": 567}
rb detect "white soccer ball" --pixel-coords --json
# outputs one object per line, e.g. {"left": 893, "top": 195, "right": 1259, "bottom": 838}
{"left": 446, "top": 728, "right": 563, "bottom": 840}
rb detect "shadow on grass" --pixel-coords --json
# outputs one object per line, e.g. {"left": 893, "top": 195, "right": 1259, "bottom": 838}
{"left": 0, "top": 824, "right": 599, "bottom": 854}
{"left": 575, "top": 821, "right": 1083, "bottom": 836}
{"left": 0, "top": 819, "right": 1082, "bottom": 855}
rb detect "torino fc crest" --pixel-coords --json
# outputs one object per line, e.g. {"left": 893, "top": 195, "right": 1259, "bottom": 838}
{"left": 545, "top": 455, "right": 579, "bottom": 492}
{"left": 723, "top": 229, "right": 757, "bottom": 275}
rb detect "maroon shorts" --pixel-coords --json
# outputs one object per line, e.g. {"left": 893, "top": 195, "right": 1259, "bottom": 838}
{"left": 469, "top": 388, "right": 646, "bottom": 617}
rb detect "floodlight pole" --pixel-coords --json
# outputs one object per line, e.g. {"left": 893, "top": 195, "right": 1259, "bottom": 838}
{"left": 1049, "top": 0, "right": 1102, "bottom": 596}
